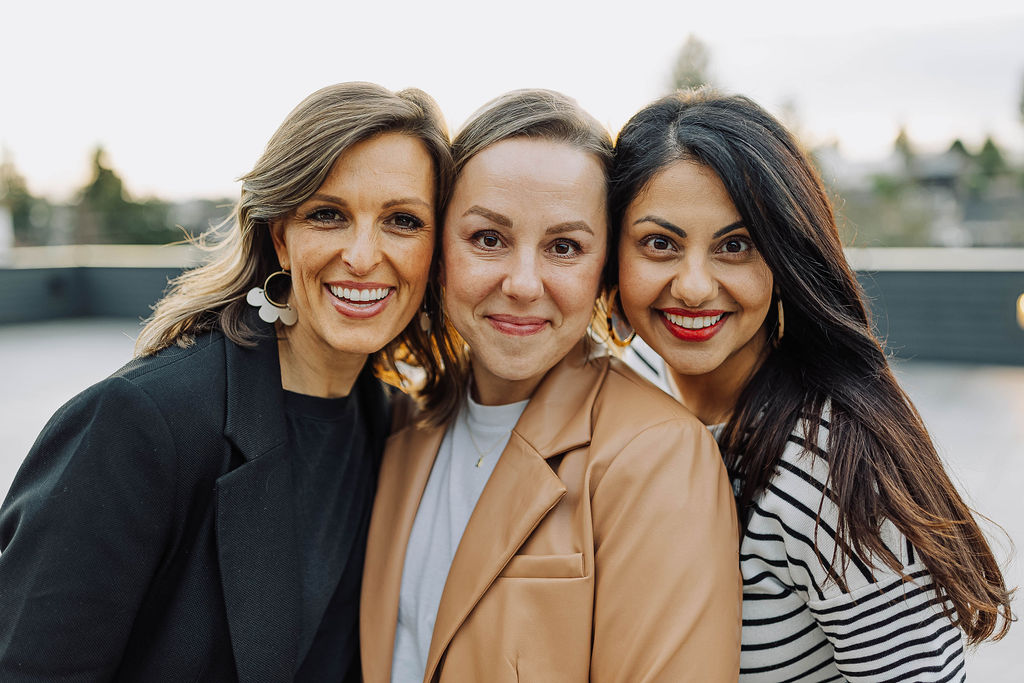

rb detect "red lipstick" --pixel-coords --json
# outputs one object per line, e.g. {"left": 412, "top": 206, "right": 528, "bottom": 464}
{"left": 659, "top": 308, "right": 728, "bottom": 342}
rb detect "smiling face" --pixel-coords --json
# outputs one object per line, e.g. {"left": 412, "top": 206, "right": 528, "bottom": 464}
{"left": 442, "top": 137, "right": 608, "bottom": 405}
{"left": 618, "top": 160, "right": 773, "bottom": 394}
{"left": 270, "top": 132, "right": 436, "bottom": 380}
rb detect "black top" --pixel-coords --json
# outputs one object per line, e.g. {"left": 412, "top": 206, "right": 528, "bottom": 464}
{"left": 284, "top": 390, "right": 375, "bottom": 681}
{"left": 0, "top": 329, "right": 391, "bottom": 682}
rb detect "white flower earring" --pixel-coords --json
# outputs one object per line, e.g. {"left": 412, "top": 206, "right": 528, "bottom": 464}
{"left": 247, "top": 270, "right": 297, "bottom": 326}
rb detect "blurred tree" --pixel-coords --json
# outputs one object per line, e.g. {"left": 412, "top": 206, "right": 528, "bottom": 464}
{"left": 75, "top": 146, "right": 176, "bottom": 244}
{"left": 0, "top": 153, "right": 51, "bottom": 246}
{"left": 947, "top": 138, "right": 971, "bottom": 158}
{"left": 975, "top": 136, "right": 1007, "bottom": 178}
{"left": 669, "top": 34, "right": 712, "bottom": 91}
{"left": 893, "top": 126, "right": 915, "bottom": 173}
{"left": 1019, "top": 72, "right": 1024, "bottom": 124}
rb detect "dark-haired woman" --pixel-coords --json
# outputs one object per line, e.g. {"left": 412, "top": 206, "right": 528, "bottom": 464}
{"left": 0, "top": 83, "right": 452, "bottom": 681}
{"left": 611, "top": 89, "right": 1013, "bottom": 681}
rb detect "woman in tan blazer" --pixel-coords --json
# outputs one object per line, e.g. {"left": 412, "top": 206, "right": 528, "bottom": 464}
{"left": 360, "top": 89, "right": 741, "bottom": 683}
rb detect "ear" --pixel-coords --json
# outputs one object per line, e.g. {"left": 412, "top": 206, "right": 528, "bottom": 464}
{"left": 269, "top": 219, "right": 290, "bottom": 270}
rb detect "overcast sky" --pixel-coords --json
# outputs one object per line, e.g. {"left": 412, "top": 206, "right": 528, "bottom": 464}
{"left": 2, "top": 0, "right": 1022, "bottom": 201}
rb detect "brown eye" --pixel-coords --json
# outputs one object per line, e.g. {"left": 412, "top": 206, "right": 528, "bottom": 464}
{"left": 550, "top": 239, "right": 581, "bottom": 257}
{"left": 473, "top": 231, "right": 503, "bottom": 249}
{"left": 307, "top": 208, "right": 345, "bottom": 224}
{"left": 391, "top": 212, "right": 425, "bottom": 231}
{"left": 641, "top": 235, "right": 675, "bottom": 252}
{"left": 720, "top": 237, "right": 752, "bottom": 254}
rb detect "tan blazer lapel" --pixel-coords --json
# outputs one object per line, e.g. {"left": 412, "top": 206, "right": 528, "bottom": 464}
{"left": 361, "top": 421, "right": 447, "bottom": 683}
{"left": 423, "top": 342, "right": 607, "bottom": 680}
{"left": 424, "top": 431, "right": 566, "bottom": 681}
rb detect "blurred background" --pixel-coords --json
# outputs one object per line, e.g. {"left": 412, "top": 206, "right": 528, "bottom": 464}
{"left": 1, "top": 0, "right": 1022, "bottom": 678}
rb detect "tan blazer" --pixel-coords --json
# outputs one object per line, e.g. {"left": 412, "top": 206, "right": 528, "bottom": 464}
{"left": 361, "top": 344, "right": 741, "bottom": 682}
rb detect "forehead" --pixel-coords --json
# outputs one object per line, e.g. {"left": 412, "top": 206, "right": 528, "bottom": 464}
{"left": 451, "top": 138, "right": 607, "bottom": 216}
{"left": 320, "top": 132, "right": 435, "bottom": 196}
{"left": 630, "top": 160, "right": 740, "bottom": 227}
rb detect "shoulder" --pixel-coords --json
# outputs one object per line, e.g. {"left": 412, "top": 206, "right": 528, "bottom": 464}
{"left": 588, "top": 356, "right": 723, "bottom": 487}
{"left": 597, "top": 356, "right": 703, "bottom": 430}
{"left": 34, "top": 331, "right": 235, "bottom": 467}
{"left": 114, "top": 331, "right": 228, "bottom": 391}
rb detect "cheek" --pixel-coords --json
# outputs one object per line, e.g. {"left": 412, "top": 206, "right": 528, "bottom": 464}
{"left": 618, "top": 257, "right": 665, "bottom": 313}
{"left": 736, "top": 265, "right": 774, "bottom": 316}
{"left": 441, "top": 259, "right": 488, "bottom": 316}
{"left": 288, "top": 240, "right": 328, "bottom": 280}
{"left": 397, "top": 239, "right": 434, "bottom": 289}
{"left": 551, "top": 263, "right": 603, "bottom": 320}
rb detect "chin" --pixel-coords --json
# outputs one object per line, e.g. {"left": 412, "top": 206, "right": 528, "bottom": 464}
{"left": 328, "top": 332, "right": 399, "bottom": 356}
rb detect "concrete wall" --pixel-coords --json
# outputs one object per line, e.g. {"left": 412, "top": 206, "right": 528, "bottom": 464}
{"left": 0, "top": 267, "right": 179, "bottom": 324}
{"left": 858, "top": 270, "right": 1024, "bottom": 365}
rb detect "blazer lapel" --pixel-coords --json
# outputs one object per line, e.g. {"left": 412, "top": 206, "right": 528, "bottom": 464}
{"left": 422, "top": 342, "right": 607, "bottom": 681}
{"left": 423, "top": 432, "right": 567, "bottom": 681}
{"left": 216, "top": 331, "right": 301, "bottom": 683}
{"left": 361, "top": 419, "right": 447, "bottom": 683}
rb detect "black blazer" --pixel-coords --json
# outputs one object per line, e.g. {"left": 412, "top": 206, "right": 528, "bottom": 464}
{"left": 0, "top": 329, "right": 389, "bottom": 682}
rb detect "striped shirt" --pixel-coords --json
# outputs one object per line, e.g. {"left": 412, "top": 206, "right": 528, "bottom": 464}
{"left": 625, "top": 341, "right": 967, "bottom": 682}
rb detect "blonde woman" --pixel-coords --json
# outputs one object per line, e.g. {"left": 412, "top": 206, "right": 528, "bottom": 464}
{"left": 360, "top": 90, "right": 741, "bottom": 682}
{"left": 0, "top": 83, "right": 452, "bottom": 682}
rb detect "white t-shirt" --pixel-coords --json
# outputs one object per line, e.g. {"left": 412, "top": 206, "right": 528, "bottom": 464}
{"left": 390, "top": 394, "right": 528, "bottom": 683}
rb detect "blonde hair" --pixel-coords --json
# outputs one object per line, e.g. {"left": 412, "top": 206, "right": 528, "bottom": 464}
{"left": 415, "top": 89, "right": 614, "bottom": 426}
{"left": 135, "top": 82, "right": 454, "bottom": 388}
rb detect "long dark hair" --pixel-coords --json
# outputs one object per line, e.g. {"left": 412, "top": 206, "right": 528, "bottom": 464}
{"left": 610, "top": 88, "right": 1013, "bottom": 644}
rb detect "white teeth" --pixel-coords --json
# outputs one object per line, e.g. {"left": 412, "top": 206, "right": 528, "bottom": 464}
{"left": 329, "top": 285, "right": 390, "bottom": 303}
{"left": 663, "top": 312, "right": 724, "bottom": 329}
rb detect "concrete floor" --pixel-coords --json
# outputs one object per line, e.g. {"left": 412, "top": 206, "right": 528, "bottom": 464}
{"left": 1, "top": 318, "right": 1021, "bottom": 679}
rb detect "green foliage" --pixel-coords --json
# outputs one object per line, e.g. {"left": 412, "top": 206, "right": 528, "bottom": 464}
{"left": 869, "top": 174, "right": 906, "bottom": 201}
{"left": 1019, "top": 72, "right": 1024, "bottom": 124}
{"left": 835, "top": 186, "right": 933, "bottom": 247}
{"left": 0, "top": 156, "right": 52, "bottom": 246}
{"left": 74, "top": 146, "right": 179, "bottom": 244}
{"left": 975, "top": 136, "right": 1007, "bottom": 178}
{"left": 947, "top": 139, "right": 970, "bottom": 158}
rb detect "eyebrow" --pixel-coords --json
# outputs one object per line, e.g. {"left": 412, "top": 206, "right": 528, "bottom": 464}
{"left": 464, "top": 206, "right": 594, "bottom": 236}
{"left": 632, "top": 215, "right": 745, "bottom": 239}
{"left": 547, "top": 221, "right": 594, "bottom": 236}
{"left": 463, "top": 205, "right": 512, "bottom": 227}
{"left": 304, "top": 194, "right": 431, "bottom": 210}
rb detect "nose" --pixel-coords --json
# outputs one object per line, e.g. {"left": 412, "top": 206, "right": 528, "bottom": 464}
{"left": 343, "top": 223, "right": 382, "bottom": 275}
{"left": 501, "top": 249, "right": 544, "bottom": 301}
{"left": 670, "top": 253, "right": 717, "bottom": 307}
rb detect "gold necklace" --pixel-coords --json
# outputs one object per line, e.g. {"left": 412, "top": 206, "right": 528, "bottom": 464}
{"left": 462, "top": 410, "right": 508, "bottom": 468}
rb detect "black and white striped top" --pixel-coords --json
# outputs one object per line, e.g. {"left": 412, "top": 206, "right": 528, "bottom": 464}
{"left": 625, "top": 341, "right": 967, "bottom": 682}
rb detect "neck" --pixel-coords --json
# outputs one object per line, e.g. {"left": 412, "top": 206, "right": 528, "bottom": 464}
{"left": 275, "top": 326, "right": 368, "bottom": 398}
{"left": 667, "top": 328, "right": 770, "bottom": 426}
{"left": 469, "top": 363, "right": 543, "bottom": 407}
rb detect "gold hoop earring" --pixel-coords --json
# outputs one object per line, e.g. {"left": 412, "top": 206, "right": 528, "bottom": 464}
{"left": 262, "top": 270, "right": 292, "bottom": 308}
{"left": 773, "top": 298, "right": 785, "bottom": 348}
{"left": 246, "top": 269, "right": 296, "bottom": 326}
{"left": 606, "top": 286, "right": 636, "bottom": 348}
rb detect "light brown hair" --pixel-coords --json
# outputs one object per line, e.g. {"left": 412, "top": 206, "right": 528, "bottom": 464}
{"left": 135, "top": 82, "right": 454, "bottom": 389}
{"left": 415, "top": 89, "right": 614, "bottom": 426}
